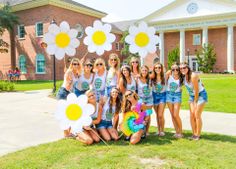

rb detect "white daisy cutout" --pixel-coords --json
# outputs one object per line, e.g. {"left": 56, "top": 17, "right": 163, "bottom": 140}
{"left": 44, "top": 21, "right": 80, "bottom": 60}
{"left": 55, "top": 93, "right": 95, "bottom": 134}
{"left": 125, "top": 21, "right": 159, "bottom": 58}
{"left": 83, "top": 20, "right": 116, "bottom": 55}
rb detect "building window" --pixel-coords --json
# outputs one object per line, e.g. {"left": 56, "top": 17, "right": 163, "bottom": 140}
{"left": 35, "top": 22, "right": 43, "bottom": 37}
{"left": 193, "top": 34, "right": 201, "bottom": 45}
{"left": 19, "top": 55, "right": 27, "bottom": 74}
{"left": 36, "top": 54, "right": 46, "bottom": 74}
{"left": 18, "top": 25, "right": 25, "bottom": 39}
{"left": 115, "top": 42, "right": 120, "bottom": 51}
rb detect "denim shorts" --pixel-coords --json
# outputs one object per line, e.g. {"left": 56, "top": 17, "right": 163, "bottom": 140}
{"left": 152, "top": 92, "right": 166, "bottom": 105}
{"left": 189, "top": 90, "right": 208, "bottom": 105}
{"left": 166, "top": 91, "right": 182, "bottom": 103}
{"left": 56, "top": 87, "right": 70, "bottom": 100}
{"left": 139, "top": 96, "right": 153, "bottom": 106}
{"left": 74, "top": 88, "right": 86, "bottom": 97}
{"left": 96, "top": 120, "right": 113, "bottom": 129}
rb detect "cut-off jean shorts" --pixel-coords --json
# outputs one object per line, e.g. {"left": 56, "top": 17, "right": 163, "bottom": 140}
{"left": 96, "top": 120, "right": 113, "bottom": 129}
{"left": 56, "top": 87, "right": 70, "bottom": 100}
{"left": 166, "top": 91, "right": 182, "bottom": 103}
{"left": 152, "top": 92, "right": 166, "bottom": 105}
{"left": 189, "top": 89, "right": 208, "bottom": 105}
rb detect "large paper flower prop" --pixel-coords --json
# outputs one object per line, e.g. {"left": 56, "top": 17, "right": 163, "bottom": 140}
{"left": 55, "top": 93, "right": 94, "bottom": 134}
{"left": 83, "top": 20, "right": 116, "bottom": 55}
{"left": 121, "top": 111, "right": 146, "bottom": 136}
{"left": 44, "top": 21, "right": 80, "bottom": 60}
{"left": 125, "top": 21, "right": 159, "bottom": 58}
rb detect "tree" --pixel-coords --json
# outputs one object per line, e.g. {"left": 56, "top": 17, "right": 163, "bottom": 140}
{"left": 0, "top": 27, "right": 9, "bottom": 53}
{"left": 120, "top": 30, "right": 139, "bottom": 65}
{"left": 167, "top": 46, "right": 180, "bottom": 69}
{"left": 196, "top": 43, "right": 216, "bottom": 73}
{"left": 0, "top": 3, "right": 19, "bottom": 68}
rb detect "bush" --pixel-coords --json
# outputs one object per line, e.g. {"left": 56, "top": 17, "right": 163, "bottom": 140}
{"left": 167, "top": 46, "right": 180, "bottom": 69}
{"left": 0, "top": 81, "right": 15, "bottom": 92}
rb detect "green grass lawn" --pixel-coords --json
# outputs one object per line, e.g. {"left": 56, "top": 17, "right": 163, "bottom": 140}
{"left": 0, "top": 128, "right": 236, "bottom": 169}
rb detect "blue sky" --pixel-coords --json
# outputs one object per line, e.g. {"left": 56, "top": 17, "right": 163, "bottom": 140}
{"left": 74, "top": 0, "right": 174, "bottom": 22}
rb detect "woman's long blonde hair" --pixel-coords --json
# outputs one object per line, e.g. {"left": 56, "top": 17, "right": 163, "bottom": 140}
{"left": 68, "top": 58, "right": 82, "bottom": 75}
{"left": 108, "top": 53, "right": 120, "bottom": 77}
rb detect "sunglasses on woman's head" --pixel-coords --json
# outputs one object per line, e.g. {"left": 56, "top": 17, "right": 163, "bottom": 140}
{"left": 96, "top": 63, "right": 103, "bottom": 66}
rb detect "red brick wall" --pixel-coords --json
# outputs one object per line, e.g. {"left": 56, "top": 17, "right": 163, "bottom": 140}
{"left": 208, "top": 28, "right": 227, "bottom": 72}
{"left": 0, "top": 5, "right": 122, "bottom": 80}
{"left": 185, "top": 30, "right": 202, "bottom": 55}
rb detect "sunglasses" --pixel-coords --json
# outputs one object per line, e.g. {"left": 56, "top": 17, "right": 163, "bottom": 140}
{"left": 125, "top": 92, "right": 133, "bottom": 98}
{"left": 96, "top": 63, "right": 103, "bottom": 66}
{"left": 155, "top": 66, "right": 161, "bottom": 69}
{"left": 172, "top": 68, "right": 179, "bottom": 71}
{"left": 110, "top": 58, "right": 117, "bottom": 61}
{"left": 88, "top": 94, "right": 95, "bottom": 98}
{"left": 180, "top": 66, "right": 187, "bottom": 70}
{"left": 132, "top": 61, "right": 139, "bottom": 64}
{"left": 73, "top": 63, "right": 80, "bottom": 66}
{"left": 85, "top": 64, "right": 93, "bottom": 67}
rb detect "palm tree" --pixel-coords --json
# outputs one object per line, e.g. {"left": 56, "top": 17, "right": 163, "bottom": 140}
{"left": 0, "top": 3, "right": 19, "bottom": 68}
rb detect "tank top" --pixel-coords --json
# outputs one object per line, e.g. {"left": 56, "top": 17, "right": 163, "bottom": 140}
{"left": 75, "top": 72, "right": 93, "bottom": 91}
{"left": 101, "top": 99, "right": 116, "bottom": 121}
{"left": 90, "top": 103, "right": 99, "bottom": 120}
{"left": 152, "top": 80, "right": 166, "bottom": 93}
{"left": 93, "top": 70, "right": 107, "bottom": 91}
{"left": 126, "top": 76, "right": 136, "bottom": 91}
{"left": 62, "top": 70, "right": 78, "bottom": 91}
{"left": 137, "top": 78, "right": 152, "bottom": 98}
{"left": 167, "top": 75, "right": 181, "bottom": 93}
{"left": 106, "top": 69, "right": 118, "bottom": 87}
{"left": 184, "top": 76, "right": 205, "bottom": 96}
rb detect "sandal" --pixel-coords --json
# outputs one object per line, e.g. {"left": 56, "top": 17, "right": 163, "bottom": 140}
{"left": 64, "top": 133, "right": 77, "bottom": 139}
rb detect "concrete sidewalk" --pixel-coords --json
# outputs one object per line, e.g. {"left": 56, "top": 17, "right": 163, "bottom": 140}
{"left": 0, "top": 89, "right": 236, "bottom": 157}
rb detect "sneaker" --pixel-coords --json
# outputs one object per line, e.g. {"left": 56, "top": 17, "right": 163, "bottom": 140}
{"left": 188, "top": 135, "right": 196, "bottom": 140}
{"left": 158, "top": 132, "right": 165, "bottom": 137}
{"left": 124, "top": 136, "right": 130, "bottom": 141}
{"left": 192, "top": 135, "right": 200, "bottom": 141}
{"left": 173, "top": 133, "right": 183, "bottom": 139}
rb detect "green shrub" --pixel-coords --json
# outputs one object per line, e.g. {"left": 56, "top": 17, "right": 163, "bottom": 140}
{"left": 167, "top": 46, "right": 180, "bottom": 69}
{"left": 0, "top": 81, "right": 15, "bottom": 91}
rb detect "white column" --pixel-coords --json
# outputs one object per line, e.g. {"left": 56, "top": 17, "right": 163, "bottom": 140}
{"left": 179, "top": 29, "right": 185, "bottom": 63}
{"left": 227, "top": 25, "right": 234, "bottom": 73}
{"left": 202, "top": 27, "right": 208, "bottom": 47}
{"left": 159, "top": 31, "right": 165, "bottom": 65}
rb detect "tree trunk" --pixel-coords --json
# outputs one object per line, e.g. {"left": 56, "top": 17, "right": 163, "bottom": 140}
{"left": 9, "top": 29, "right": 16, "bottom": 69}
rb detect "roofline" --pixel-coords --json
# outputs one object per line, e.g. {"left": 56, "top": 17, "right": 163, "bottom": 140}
{"left": 11, "top": 0, "right": 107, "bottom": 18}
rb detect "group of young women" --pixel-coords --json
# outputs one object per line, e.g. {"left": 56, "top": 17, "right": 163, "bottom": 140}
{"left": 57, "top": 53, "right": 208, "bottom": 145}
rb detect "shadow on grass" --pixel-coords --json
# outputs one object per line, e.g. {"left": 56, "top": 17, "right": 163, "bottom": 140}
{"left": 200, "top": 133, "right": 236, "bottom": 143}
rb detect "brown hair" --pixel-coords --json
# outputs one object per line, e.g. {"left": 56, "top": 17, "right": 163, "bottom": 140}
{"left": 152, "top": 62, "right": 165, "bottom": 85}
{"left": 180, "top": 62, "right": 192, "bottom": 83}
{"left": 129, "top": 56, "right": 140, "bottom": 74}
{"left": 121, "top": 90, "right": 139, "bottom": 113}
{"left": 109, "top": 87, "right": 122, "bottom": 114}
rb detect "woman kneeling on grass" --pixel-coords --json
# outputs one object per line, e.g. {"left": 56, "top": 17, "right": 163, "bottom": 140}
{"left": 76, "top": 90, "right": 100, "bottom": 145}
{"left": 122, "top": 90, "right": 152, "bottom": 145}
{"left": 95, "top": 87, "right": 121, "bottom": 141}
{"left": 180, "top": 62, "right": 208, "bottom": 140}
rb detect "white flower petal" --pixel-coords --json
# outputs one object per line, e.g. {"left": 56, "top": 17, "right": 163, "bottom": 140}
{"left": 44, "top": 33, "right": 55, "bottom": 44}
{"left": 125, "top": 35, "right": 134, "bottom": 44}
{"left": 107, "top": 33, "right": 116, "bottom": 43}
{"left": 67, "top": 93, "right": 77, "bottom": 102}
{"left": 85, "top": 26, "right": 94, "bottom": 35}
{"left": 139, "top": 49, "right": 148, "bottom": 58}
{"left": 83, "top": 36, "right": 91, "bottom": 45}
{"left": 148, "top": 27, "right": 156, "bottom": 35}
{"left": 70, "top": 38, "right": 80, "bottom": 48}
{"left": 88, "top": 44, "right": 97, "bottom": 53}
{"left": 77, "top": 95, "right": 88, "bottom": 106}
{"left": 65, "top": 47, "right": 76, "bottom": 57}
{"left": 59, "top": 120, "right": 70, "bottom": 130}
{"left": 48, "top": 24, "right": 60, "bottom": 35}
{"left": 46, "top": 44, "right": 57, "bottom": 55}
{"left": 93, "top": 20, "right": 103, "bottom": 29}
{"left": 96, "top": 47, "right": 105, "bottom": 56}
{"left": 139, "top": 21, "right": 148, "bottom": 32}
{"left": 103, "top": 23, "right": 112, "bottom": 32}
{"left": 71, "top": 122, "right": 83, "bottom": 133}
{"left": 68, "top": 29, "right": 78, "bottom": 39}
{"left": 129, "top": 45, "right": 139, "bottom": 54}
{"left": 129, "top": 26, "right": 138, "bottom": 35}
{"left": 104, "top": 43, "right": 112, "bottom": 51}
{"left": 55, "top": 48, "right": 66, "bottom": 60}
{"left": 60, "top": 21, "right": 70, "bottom": 33}
{"left": 83, "top": 104, "right": 95, "bottom": 116}
{"left": 147, "top": 44, "right": 156, "bottom": 53}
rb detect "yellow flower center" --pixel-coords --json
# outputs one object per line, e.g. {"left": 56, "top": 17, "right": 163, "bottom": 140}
{"left": 135, "top": 32, "right": 149, "bottom": 47}
{"left": 92, "top": 31, "right": 106, "bottom": 45}
{"left": 55, "top": 33, "right": 70, "bottom": 48}
{"left": 65, "top": 104, "right": 82, "bottom": 121}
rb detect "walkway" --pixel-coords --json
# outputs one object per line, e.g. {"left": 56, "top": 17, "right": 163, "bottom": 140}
{"left": 0, "top": 90, "right": 235, "bottom": 156}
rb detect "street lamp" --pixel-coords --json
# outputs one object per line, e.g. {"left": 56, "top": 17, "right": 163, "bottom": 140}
{"left": 187, "top": 48, "right": 190, "bottom": 67}
{"left": 50, "top": 19, "right": 57, "bottom": 93}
